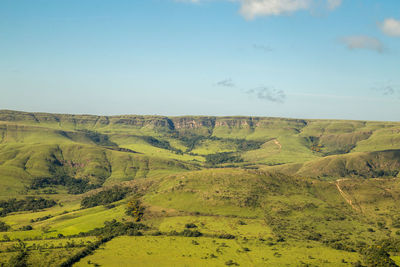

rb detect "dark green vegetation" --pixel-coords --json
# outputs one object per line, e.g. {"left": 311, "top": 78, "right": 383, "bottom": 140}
{"left": 125, "top": 198, "right": 145, "bottom": 222}
{"left": 0, "top": 221, "right": 10, "bottom": 231}
{"left": 29, "top": 172, "right": 102, "bottom": 195}
{"left": 0, "top": 110, "right": 400, "bottom": 266}
{"left": 80, "top": 186, "right": 130, "bottom": 208}
{"left": 205, "top": 152, "right": 243, "bottom": 165}
{"left": 0, "top": 197, "right": 56, "bottom": 216}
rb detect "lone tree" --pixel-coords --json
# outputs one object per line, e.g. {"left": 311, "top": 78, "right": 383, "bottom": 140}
{"left": 125, "top": 198, "right": 145, "bottom": 222}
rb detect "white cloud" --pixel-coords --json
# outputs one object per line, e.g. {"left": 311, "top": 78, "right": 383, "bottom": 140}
{"left": 175, "top": 0, "right": 343, "bottom": 19}
{"left": 340, "top": 35, "right": 384, "bottom": 53}
{"left": 380, "top": 18, "right": 400, "bottom": 37}
{"left": 327, "top": 0, "right": 342, "bottom": 10}
{"left": 239, "top": 0, "right": 312, "bottom": 19}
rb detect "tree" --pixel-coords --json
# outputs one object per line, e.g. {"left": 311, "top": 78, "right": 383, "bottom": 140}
{"left": 125, "top": 199, "right": 145, "bottom": 222}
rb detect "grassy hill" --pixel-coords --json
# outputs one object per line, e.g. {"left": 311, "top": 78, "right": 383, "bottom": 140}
{"left": 0, "top": 110, "right": 400, "bottom": 266}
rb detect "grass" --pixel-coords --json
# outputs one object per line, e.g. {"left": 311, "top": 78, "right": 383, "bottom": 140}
{"left": 155, "top": 215, "right": 273, "bottom": 239}
{"left": 74, "top": 236, "right": 361, "bottom": 266}
{"left": 143, "top": 169, "right": 269, "bottom": 217}
{"left": 1, "top": 199, "right": 127, "bottom": 240}
{"left": 0, "top": 237, "right": 96, "bottom": 266}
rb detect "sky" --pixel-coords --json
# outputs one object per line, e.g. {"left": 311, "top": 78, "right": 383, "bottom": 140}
{"left": 0, "top": 0, "right": 399, "bottom": 121}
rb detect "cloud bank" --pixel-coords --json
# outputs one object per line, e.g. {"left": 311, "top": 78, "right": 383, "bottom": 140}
{"left": 340, "top": 35, "right": 384, "bottom": 53}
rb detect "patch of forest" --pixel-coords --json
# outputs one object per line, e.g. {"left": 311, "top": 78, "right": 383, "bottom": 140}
{"left": 0, "top": 197, "right": 56, "bottom": 216}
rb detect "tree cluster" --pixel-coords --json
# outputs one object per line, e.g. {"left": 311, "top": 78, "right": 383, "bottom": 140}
{"left": 0, "top": 197, "right": 56, "bottom": 217}
{"left": 205, "top": 152, "right": 243, "bottom": 165}
{"left": 167, "top": 229, "right": 203, "bottom": 237}
{"left": 29, "top": 174, "right": 101, "bottom": 195}
{"left": 82, "top": 219, "right": 148, "bottom": 237}
{"left": 30, "top": 215, "right": 53, "bottom": 223}
{"left": 81, "top": 186, "right": 131, "bottom": 208}
{"left": 125, "top": 199, "right": 145, "bottom": 222}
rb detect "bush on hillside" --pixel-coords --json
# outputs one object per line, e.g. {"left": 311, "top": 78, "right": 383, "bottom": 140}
{"left": 185, "top": 223, "right": 197, "bottom": 229}
{"left": 81, "top": 186, "right": 131, "bottom": 208}
{"left": 0, "top": 221, "right": 10, "bottom": 231}
{"left": 125, "top": 198, "right": 145, "bottom": 222}
{"left": 205, "top": 152, "right": 243, "bottom": 165}
{"left": 76, "top": 219, "right": 148, "bottom": 238}
{"left": 181, "top": 229, "right": 202, "bottom": 237}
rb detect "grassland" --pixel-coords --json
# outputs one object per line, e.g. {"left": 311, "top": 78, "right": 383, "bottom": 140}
{"left": 74, "top": 236, "right": 360, "bottom": 266}
{"left": 1, "top": 110, "right": 400, "bottom": 266}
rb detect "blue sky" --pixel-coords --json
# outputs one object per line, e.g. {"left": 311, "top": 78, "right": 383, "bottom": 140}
{"left": 0, "top": 0, "right": 399, "bottom": 120}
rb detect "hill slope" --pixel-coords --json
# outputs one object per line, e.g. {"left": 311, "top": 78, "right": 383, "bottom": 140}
{"left": 1, "top": 110, "right": 400, "bottom": 266}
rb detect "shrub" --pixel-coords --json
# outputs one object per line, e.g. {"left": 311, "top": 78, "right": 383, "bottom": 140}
{"left": 181, "top": 229, "right": 202, "bottom": 237}
{"left": 218, "top": 234, "right": 236, "bottom": 239}
{"left": 307, "top": 232, "right": 322, "bottom": 241}
{"left": 0, "top": 221, "right": 10, "bottom": 231}
{"left": 185, "top": 223, "right": 197, "bottom": 229}
{"left": 225, "top": 260, "right": 239, "bottom": 266}
{"left": 31, "top": 215, "right": 53, "bottom": 223}
{"left": 20, "top": 225, "right": 33, "bottom": 231}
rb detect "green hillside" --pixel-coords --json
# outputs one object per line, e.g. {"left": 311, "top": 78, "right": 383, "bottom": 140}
{"left": 0, "top": 110, "right": 400, "bottom": 266}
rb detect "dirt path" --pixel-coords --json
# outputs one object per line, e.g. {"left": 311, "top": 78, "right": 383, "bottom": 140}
{"left": 335, "top": 179, "right": 363, "bottom": 213}
{"left": 273, "top": 139, "right": 282, "bottom": 151}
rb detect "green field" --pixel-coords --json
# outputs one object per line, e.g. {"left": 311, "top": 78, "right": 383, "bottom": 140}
{"left": 1, "top": 110, "right": 400, "bottom": 266}
{"left": 74, "top": 236, "right": 361, "bottom": 266}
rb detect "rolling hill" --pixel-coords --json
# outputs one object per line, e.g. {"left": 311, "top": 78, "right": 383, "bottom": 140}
{"left": 0, "top": 109, "right": 400, "bottom": 266}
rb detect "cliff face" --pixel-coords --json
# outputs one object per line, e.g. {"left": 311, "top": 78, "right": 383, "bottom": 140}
{"left": 0, "top": 110, "right": 309, "bottom": 135}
